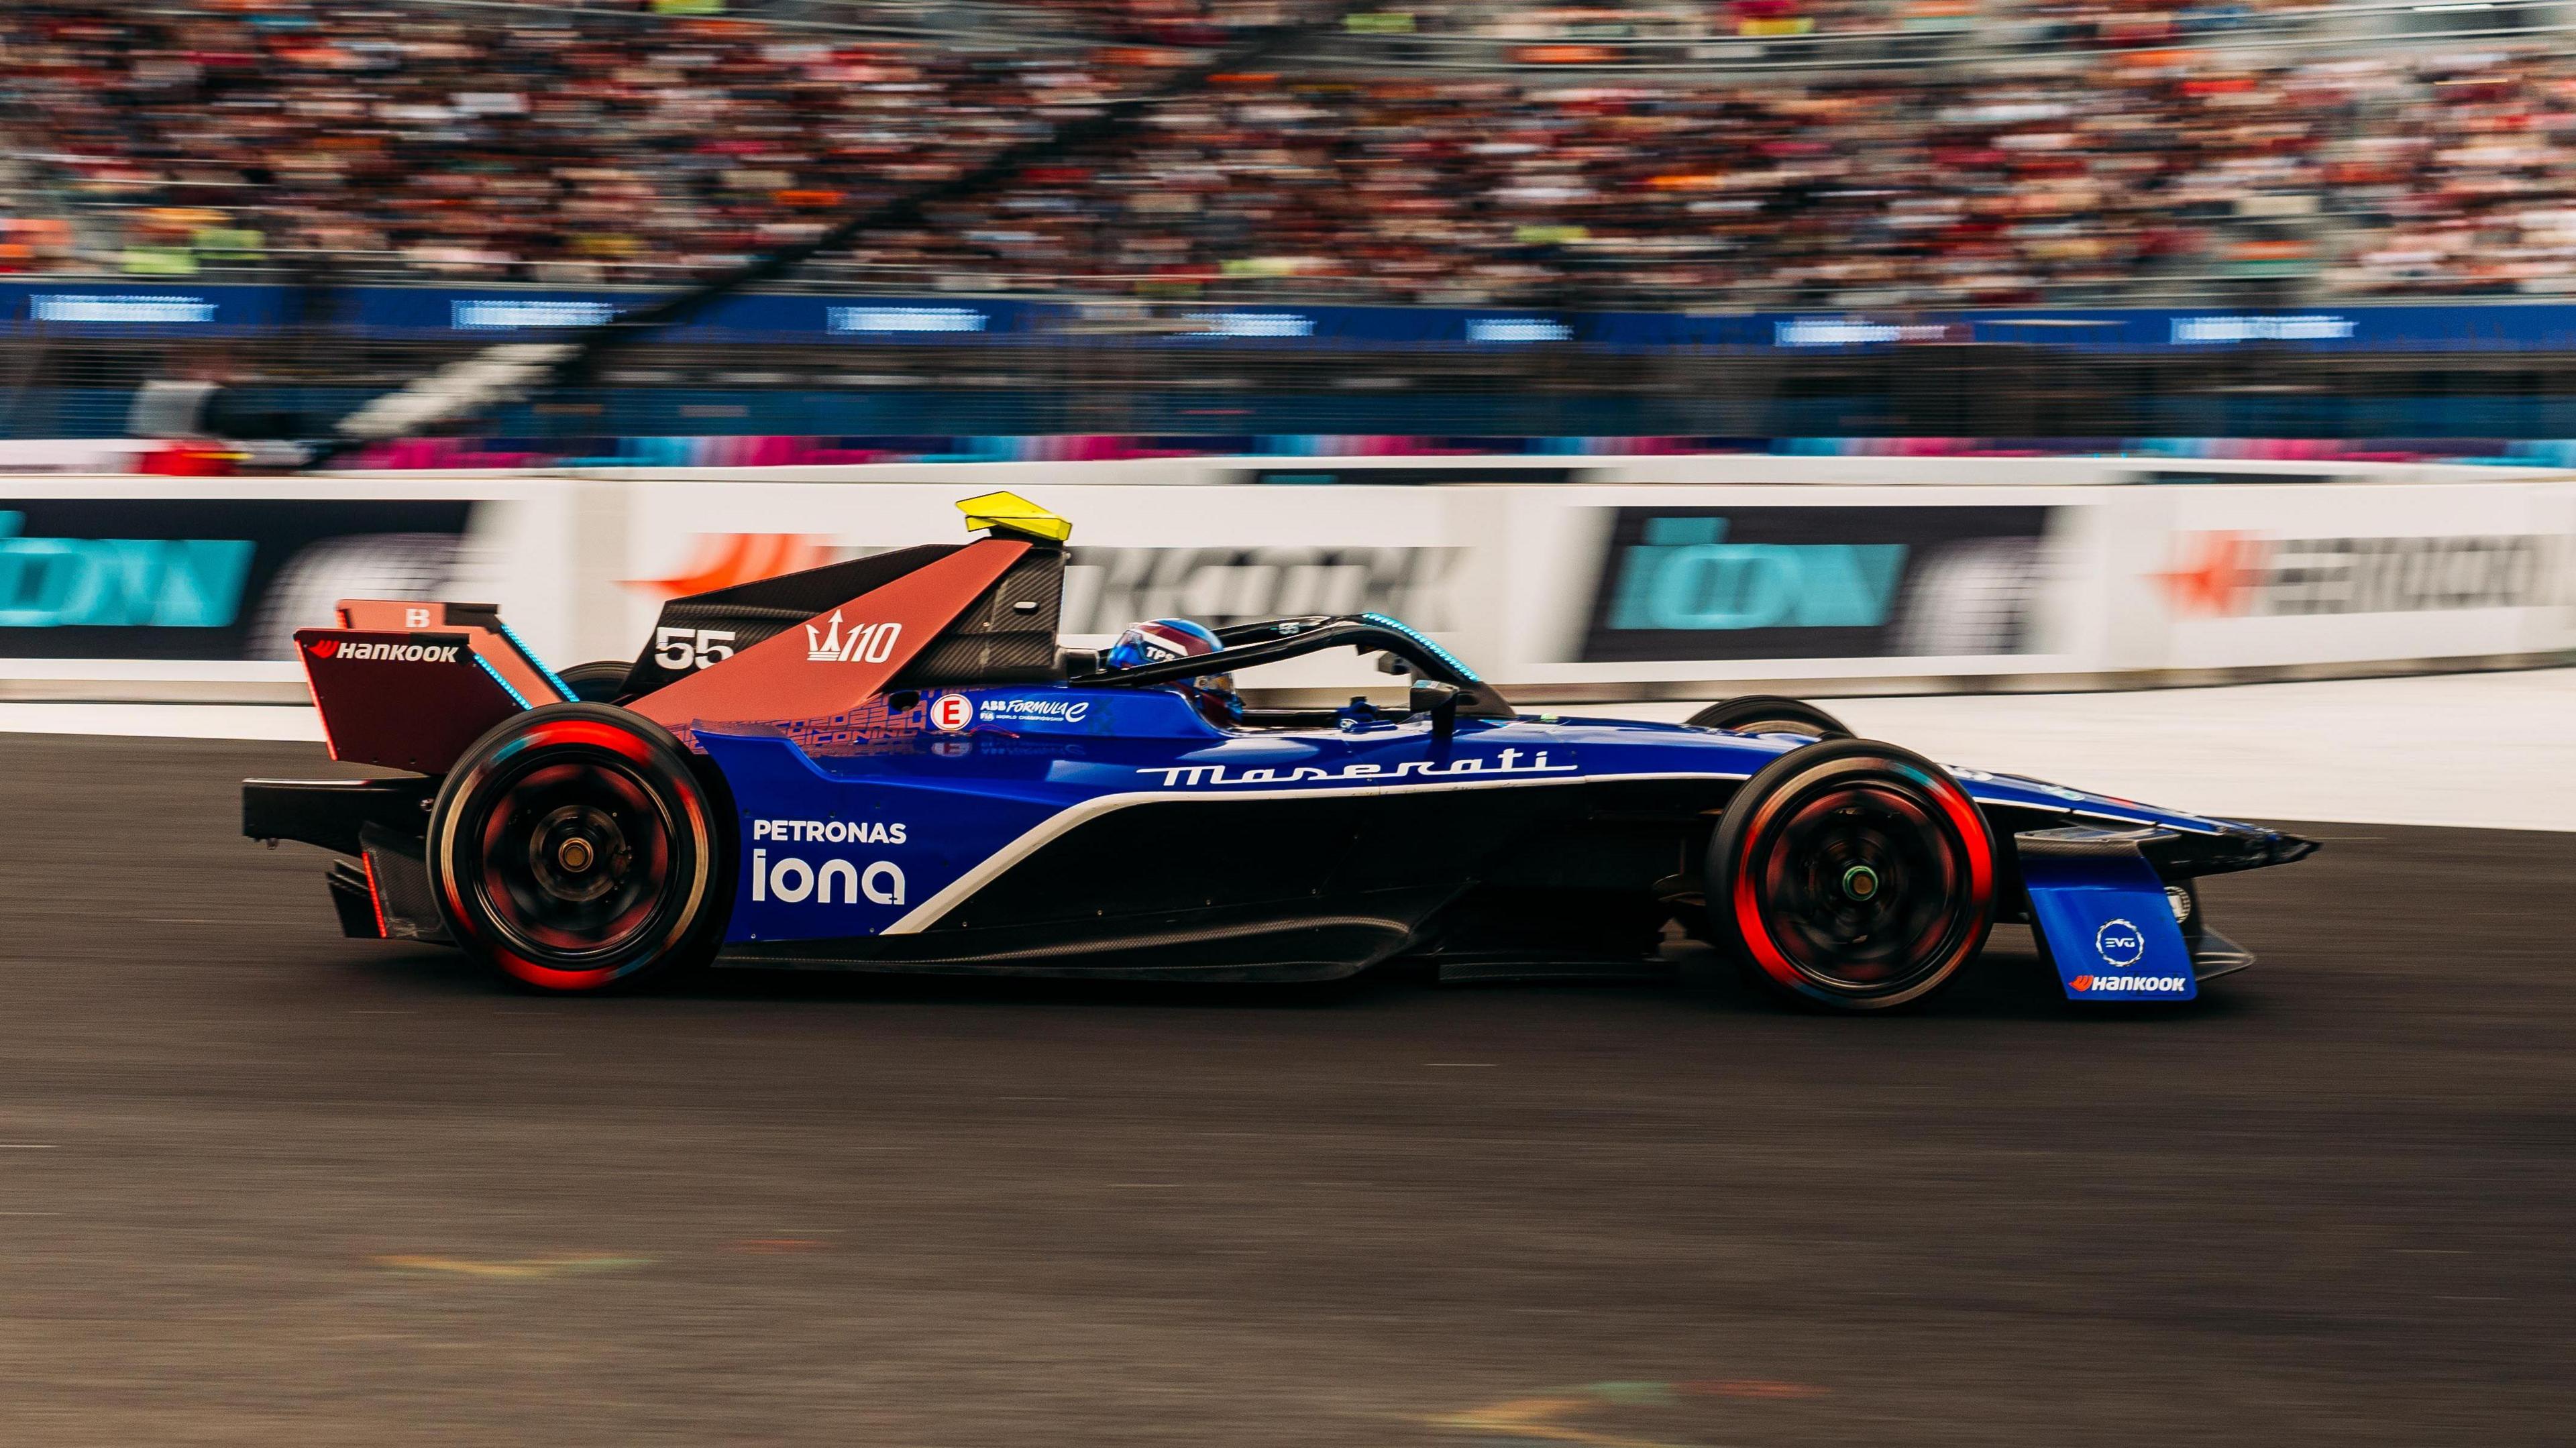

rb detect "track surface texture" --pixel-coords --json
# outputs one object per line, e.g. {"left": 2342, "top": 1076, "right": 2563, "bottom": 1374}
{"left": 0, "top": 734, "right": 2567, "bottom": 1447}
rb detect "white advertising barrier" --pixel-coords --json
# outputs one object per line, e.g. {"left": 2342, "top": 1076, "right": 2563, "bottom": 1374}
{"left": 3, "top": 460, "right": 2570, "bottom": 702}
{"left": 2100, "top": 481, "right": 2576, "bottom": 673}
{"left": 1488, "top": 483, "right": 2110, "bottom": 693}
{"left": 0, "top": 476, "right": 585, "bottom": 700}
{"left": 0, "top": 440, "right": 148, "bottom": 476}
{"left": 604, "top": 466, "right": 2576, "bottom": 700}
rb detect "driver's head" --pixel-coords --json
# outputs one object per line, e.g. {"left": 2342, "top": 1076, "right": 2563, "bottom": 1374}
{"left": 1106, "top": 618, "right": 1221, "bottom": 671}
{"left": 1106, "top": 618, "right": 1236, "bottom": 716}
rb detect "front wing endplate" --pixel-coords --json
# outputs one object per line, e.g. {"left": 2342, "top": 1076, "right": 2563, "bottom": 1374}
{"left": 2017, "top": 826, "right": 2198, "bottom": 1003}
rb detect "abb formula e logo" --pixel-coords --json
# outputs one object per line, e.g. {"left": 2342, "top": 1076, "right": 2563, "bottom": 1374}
{"left": 806, "top": 611, "right": 901, "bottom": 664}
{"left": 747, "top": 850, "right": 906, "bottom": 906}
{"left": 307, "top": 638, "right": 460, "bottom": 664}
{"left": 979, "top": 696, "right": 1091, "bottom": 726}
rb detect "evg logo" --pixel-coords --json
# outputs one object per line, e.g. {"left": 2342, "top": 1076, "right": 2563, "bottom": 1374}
{"left": 2094, "top": 918, "right": 2146, "bottom": 968}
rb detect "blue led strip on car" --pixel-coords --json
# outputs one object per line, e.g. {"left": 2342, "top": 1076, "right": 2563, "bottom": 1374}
{"left": 497, "top": 620, "right": 576, "bottom": 702}
{"left": 472, "top": 653, "right": 533, "bottom": 711}
{"left": 1360, "top": 612, "right": 1481, "bottom": 683}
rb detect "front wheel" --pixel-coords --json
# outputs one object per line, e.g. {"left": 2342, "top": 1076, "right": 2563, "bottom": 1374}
{"left": 557, "top": 660, "right": 634, "bottom": 704}
{"left": 1684, "top": 695, "right": 1851, "bottom": 740}
{"left": 1705, "top": 738, "right": 1997, "bottom": 1011}
{"left": 426, "top": 703, "right": 727, "bottom": 993}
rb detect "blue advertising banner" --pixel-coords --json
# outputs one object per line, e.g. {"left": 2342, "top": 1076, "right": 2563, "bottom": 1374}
{"left": 12, "top": 280, "right": 2576, "bottom": 354}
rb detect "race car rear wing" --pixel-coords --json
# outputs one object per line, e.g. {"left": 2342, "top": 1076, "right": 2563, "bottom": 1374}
{"left": 297, "top": 599, "right": 572, "bottom": 773}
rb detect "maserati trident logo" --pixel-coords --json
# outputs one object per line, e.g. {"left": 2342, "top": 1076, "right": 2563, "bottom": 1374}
{"left": 806, "top": 611, "right": 902, "bottom": 665}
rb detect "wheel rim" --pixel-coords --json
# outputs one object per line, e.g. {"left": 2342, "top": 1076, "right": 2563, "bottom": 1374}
{"left": 1742, "top": 773, "right": 1982, "bottom": 996}
{"left": 470, "top": 754, "right": 676, "bottom": 961}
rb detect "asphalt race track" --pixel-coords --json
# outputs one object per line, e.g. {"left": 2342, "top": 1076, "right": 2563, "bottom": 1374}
{"left": 0, "top": 734, "right": 2567, "bottom": 1447}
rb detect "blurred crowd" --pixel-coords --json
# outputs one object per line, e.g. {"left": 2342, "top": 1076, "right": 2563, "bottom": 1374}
{"left": 0, "top": 1, "right": 1159, "bottom": 282}
{"left": 885, "top": 45, "right": 2576, "bottom": 307}
{"left": 3, "top": 1, "right": 2573, "bottom": 306}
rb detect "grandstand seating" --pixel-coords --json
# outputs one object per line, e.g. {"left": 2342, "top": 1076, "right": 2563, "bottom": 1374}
{"left": 2, "top": 1, "right": 2572, "bottom": 307}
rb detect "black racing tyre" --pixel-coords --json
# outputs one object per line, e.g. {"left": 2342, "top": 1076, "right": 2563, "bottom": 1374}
{"left": 557, "top": 660, "right": 633, "bottom": 704}
{"left": 426, "top": 703, "right": 726, "bottom": 993}
{"left": 1705, "top": 737, "right": 1998, "bottom": 1011}
{"left": 1684, "top": 695, "right": 1852, "bottom": 740}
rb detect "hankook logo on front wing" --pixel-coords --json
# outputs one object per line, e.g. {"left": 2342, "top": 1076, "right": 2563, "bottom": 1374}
{"left": 2070, "top": 974, "right": 2188, "bottom": 995}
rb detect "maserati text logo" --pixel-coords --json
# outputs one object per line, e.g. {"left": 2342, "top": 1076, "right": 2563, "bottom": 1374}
{"left": 1142, "top": 748, "right": 1576, "bottom": 789}
{"left": 806, "top": 612, "right": 901, "bottom": 664}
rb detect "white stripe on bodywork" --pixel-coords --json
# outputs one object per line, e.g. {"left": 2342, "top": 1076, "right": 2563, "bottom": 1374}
{"left": 880, "top": 770, "right": 1743, "bottom": 935}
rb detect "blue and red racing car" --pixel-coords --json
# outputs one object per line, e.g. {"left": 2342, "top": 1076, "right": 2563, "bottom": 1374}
{"left": 244, "top": 492, "right": 2313, "bottom": 1009}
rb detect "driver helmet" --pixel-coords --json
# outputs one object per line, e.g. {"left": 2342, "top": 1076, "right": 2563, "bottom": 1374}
{"left": 1106, "top": 618, "right": 1222, "bottom": 670}
{"left": 1106, "top": 618, "right": 1237, "bottom": 715}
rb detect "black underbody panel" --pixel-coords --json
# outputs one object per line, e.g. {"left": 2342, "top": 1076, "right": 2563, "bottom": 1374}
{"left": 244, "top": 777, "right": 435, "bottom": 856}
{"left": 715, "top": 779, "right": 1737, "bottom": 981}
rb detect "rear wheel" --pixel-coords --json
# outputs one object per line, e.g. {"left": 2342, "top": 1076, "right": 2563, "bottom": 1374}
{"left": 427, "top": 703, "right": 726, "bottom": 993}
{"left": 1685, "top": 695, "right": 1851, "bottom": 740}
{"left": 557, "top": 660, "right": 633, "bottom": 704}
{"left": 1706, "top": 738, "right": 1996, "bottom": 1011}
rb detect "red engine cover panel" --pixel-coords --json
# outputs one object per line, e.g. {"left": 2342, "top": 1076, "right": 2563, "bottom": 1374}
{"left": 631, "top": 537, "right": 1029, "bottom": 730}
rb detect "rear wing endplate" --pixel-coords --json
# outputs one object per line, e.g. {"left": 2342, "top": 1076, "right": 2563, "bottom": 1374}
{"left": 297, "top": 600, "right": 571, "bottom": 773}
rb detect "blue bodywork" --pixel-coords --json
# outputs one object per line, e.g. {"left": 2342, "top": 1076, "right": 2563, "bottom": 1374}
{"left": 696, "top": 682, "right": 2291, "bottom": 998}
